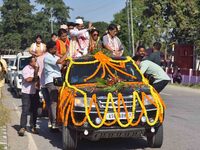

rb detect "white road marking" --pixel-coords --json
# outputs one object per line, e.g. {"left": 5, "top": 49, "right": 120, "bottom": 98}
{"left": 12, "top": 102, "right": 38, "bottom": 150}
{"left": 160, "top": 92, "right": 172, "bottom": 96}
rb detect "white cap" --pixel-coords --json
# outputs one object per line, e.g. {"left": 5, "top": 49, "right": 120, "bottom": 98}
{"left": 60, "top": 24, "right": 68, "bottom": 30}
{"left": 75, "top": 18, "right": 83, "bottom": 25}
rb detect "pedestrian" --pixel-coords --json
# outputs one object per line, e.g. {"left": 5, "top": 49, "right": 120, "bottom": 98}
{"left": 136, "top": 45, "right": 147, "bottom": 60}
{"left": 102, "top": 24, "right": 124, "bottom": 57}
{"left": 29, "top": 35, "right": 46, "bottom": 57}
{"left": 147, "top": 42, "right": 162, "bottom": 66}
{"left": 44, "top": 40, "right": 68, "bottom": 129}
{"left": 133, "top": 55, "right": 171, "bottom": 93}
{"left": 51, "top": 33, "right": 58, "bottom": 42}
{"left": 18, "top": 56, "right": 39, "bottom": 136}
{"left": 0, "top": 57, "right": 7, "bottom": 99}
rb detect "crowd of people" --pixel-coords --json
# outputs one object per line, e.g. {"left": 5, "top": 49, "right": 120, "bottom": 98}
{"left": 17, "top": 18, "right": 171, "bottom": 136}
{"left": 17, "top": 18, "right": 124, "bottom": 136}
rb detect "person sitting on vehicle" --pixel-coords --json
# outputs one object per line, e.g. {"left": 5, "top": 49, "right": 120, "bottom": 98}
{"left": 136, "top": 45, "right": 148, "bottom": 60}
{"left": 56, "top": 28, "right": 70, "bottom": 57}
{"left": 29, "top": 35, "right": 46, "bottom": 57}
{"left": 44, "top": 40, "right": 68, "bottom": 129}
{"left": 88, "top": 29, "right": 101, "bottom": 53}
{"left": 102, "top": 24, "right": 124, "bottom": 57}
{"left": 133, "top": 55, "right": 171, "bottom": 93}
{"left": 69, "top": 18, "right": 93, "bottom": 57}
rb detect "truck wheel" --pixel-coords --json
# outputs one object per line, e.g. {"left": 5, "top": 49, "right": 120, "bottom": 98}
{"left": 147, "top": 125, "right": 163, "bottom": 148}
{"left": 62, "top": 126, "right": 77, "bottom": 150}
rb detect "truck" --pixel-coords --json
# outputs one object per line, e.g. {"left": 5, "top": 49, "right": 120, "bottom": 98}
{"left": 54, "top": 52, "right": 166, "bottom": 150}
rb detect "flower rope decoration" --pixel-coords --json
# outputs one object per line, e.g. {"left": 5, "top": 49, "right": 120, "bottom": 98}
{"left": 57, "top": 51, "right": 166, "bottom": 128}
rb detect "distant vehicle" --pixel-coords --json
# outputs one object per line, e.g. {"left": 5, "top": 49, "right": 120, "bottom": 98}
{"left": 1, "top": 55, "right": 16, "bottom": 83}
{"left": 12, "top": 52, "right": 31, "bottom": 97}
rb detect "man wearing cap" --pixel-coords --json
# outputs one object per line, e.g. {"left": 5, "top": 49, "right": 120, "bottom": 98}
{"left": 69, "top": 18, "right": 93, "bottom": 58}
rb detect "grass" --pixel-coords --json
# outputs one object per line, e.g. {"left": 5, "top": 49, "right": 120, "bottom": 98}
{"left": 0, "top": 103, "right": 10, "bottom": 127}
{"left": 0, "top": 102, "right": 9, "bottom": 150}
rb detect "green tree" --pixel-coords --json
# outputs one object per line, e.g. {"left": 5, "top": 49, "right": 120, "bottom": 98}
{"left": 0, "top": 0, "right": 34, "bottom": 50}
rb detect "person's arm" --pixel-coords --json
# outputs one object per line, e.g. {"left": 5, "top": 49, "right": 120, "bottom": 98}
{"left": 23, "top": 66, "right": 38, "bottom": 82}
{"left": 70, "top": 29, "right": 88, "bottom": 37}
{"left": 139, "top": 61, "right": 149, "bottom": 74}
{"left": 56, "top": 52, "right": 68, "bottom": 64}
{"left": 29, "top": 43, "right": 39, "bottom": 57}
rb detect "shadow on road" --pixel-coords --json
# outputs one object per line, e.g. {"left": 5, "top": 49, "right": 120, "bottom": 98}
{"left": 7, "top": 87, "right": 20, "bottom": 99}
{"left": 77, "top": 138, "right": 148, "bottom": 150}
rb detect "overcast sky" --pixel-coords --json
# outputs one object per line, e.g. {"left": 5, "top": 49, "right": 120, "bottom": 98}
{"left": 0, "top": 0, "right": 126, "bottom": 23}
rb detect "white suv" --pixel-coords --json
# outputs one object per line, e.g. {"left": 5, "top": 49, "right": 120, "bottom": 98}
{"left": 12, "top": 52, "right": 31, "bottom": 97}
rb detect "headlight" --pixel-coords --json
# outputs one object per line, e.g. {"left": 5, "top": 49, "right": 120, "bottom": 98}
{"left": 143, "top": 95, "right": 154, "bottom": 105}
{"left": 74, "top": 97, "right": 95, "bottom": 107}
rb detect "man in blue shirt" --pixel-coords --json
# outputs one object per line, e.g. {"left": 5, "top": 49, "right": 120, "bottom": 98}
{"left": 44, "top": 41, "right": 68, "bottom": 129}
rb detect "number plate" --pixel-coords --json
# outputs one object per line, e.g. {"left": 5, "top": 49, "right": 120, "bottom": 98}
{"left": 106, "top": 112, "right": 134, "bottom": 120}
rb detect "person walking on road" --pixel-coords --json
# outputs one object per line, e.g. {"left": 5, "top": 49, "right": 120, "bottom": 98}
{"left": 18, "top": 56, "right": 39, "bottom": 136}
{"left": 0, "top": 56, "right": 7, "bottom": 100}
{"left": 133, "top": 55, "right": 171, "bottom": 93}
{"left": 44, "top": 41, "right": 68, "bottom": 130}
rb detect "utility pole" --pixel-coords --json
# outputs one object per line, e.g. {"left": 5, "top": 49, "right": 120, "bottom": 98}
{"left": 129, "top": 0, "right": 135, "bottom": 56}
{"left": 50, "top": 8, "right": 54, "bottom": 34}
{"left": 126, "top": 0, "right": 131, "bottom": 53}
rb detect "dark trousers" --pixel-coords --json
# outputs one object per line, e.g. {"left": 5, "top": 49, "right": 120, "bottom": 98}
{"left": 45, "top": 83, "right": 59, "bottom": 124}
{"left": 20, "top": 92, "right": 39, "bottom": 128}
{"left": 152, "top": 80, "right": 169, "bottom": 93}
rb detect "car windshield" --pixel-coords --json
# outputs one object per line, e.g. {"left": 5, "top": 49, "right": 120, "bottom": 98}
{"left": 68, "top": 61, "right": 142, "bottom": 84}
{"left": 19, "top": 58, "right": 29, "bottom": 70}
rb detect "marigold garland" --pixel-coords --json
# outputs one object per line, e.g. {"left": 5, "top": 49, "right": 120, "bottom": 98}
{"left": 57, "top": 52, "right": 166, "bottom": 128}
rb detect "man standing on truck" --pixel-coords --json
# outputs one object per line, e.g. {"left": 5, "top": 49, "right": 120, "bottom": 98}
{"left": 44, "top": 41, "right": 68, "bottom": 129}
{"left": 133, "top": 55, "right": 170, "bottom": 93}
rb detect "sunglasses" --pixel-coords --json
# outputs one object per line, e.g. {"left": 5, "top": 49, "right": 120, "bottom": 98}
{"left": 92, "top": 34, "right": 99, "bottom": 36}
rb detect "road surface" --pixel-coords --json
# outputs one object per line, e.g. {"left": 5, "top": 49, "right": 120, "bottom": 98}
{"left": 2, "top": 84, "right": 200, "bottom": 150}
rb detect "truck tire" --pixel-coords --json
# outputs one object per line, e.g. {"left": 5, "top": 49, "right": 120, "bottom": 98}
{"left": 62, "top": 126, "right": 77, "bottom": 150}
{"left": 147, "top": 124, "right": 163, "bottom": 148}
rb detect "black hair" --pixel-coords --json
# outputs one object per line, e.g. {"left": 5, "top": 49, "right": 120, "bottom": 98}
{"left": 90, "top": 29, "right": 100, "bottom": 35}
{"left": 51, "top": 33, "right": 57, "bottom": 37}
{"left": 132, "top": 55, "right": 143, "bottom": 62}
{"left": 67, "top": 22, "right": 76, "bottom": 27}
{"left": 153, "top": 42, "right": 162, "bottom": 50}
{"left": 46, "top": 40, "right": 56, "bottom": 52}
{"left": 107, "top": 24, "right": 118, "bottom": 32}
{"left": 137, "top": 45, "right": 146, "bottom": 52}
{"left": 27, "top": 56, "right": 35, "bottom": 64}
{"left": 35, "top": 34, "right": 42, "bottom": 40}
{"left": 58, "top": 28, "right": 67, "bottom": 37}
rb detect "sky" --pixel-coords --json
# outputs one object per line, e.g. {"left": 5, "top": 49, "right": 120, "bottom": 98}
{"left": 0, "top": 0, "right": 126, "bottom": 23}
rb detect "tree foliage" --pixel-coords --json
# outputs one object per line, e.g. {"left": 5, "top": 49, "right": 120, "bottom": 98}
{"left": 113, "top": 0, "right": 200, "bottom": 55}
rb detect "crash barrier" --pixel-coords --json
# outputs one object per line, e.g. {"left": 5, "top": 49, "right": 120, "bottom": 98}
{"left": 58, "top": 52, "right": 166, "bottom": 129}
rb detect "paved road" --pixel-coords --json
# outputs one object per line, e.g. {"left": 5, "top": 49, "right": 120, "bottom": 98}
{"left": 2, "top": 84, "right": 200, "bottom": 150}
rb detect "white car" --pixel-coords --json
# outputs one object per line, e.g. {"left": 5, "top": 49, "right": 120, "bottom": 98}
{"left": 12, "top": 52, "right": 31, "bottom": 97}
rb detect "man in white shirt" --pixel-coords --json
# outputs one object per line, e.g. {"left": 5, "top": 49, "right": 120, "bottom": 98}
{"left": 69, "top": 18, "right": 93, "bottom": 57}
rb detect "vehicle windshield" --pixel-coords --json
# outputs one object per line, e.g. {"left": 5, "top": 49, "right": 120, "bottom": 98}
{"left": 19, "top": 58, "right": 29, "bottom": 70}
{"left": 68, "top": 61, "right": 142, "bottom": 84}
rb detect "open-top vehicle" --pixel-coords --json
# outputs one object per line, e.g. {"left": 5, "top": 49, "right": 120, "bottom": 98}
{"left": 55, "top": 52, "right": 166, "bottom": 150}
